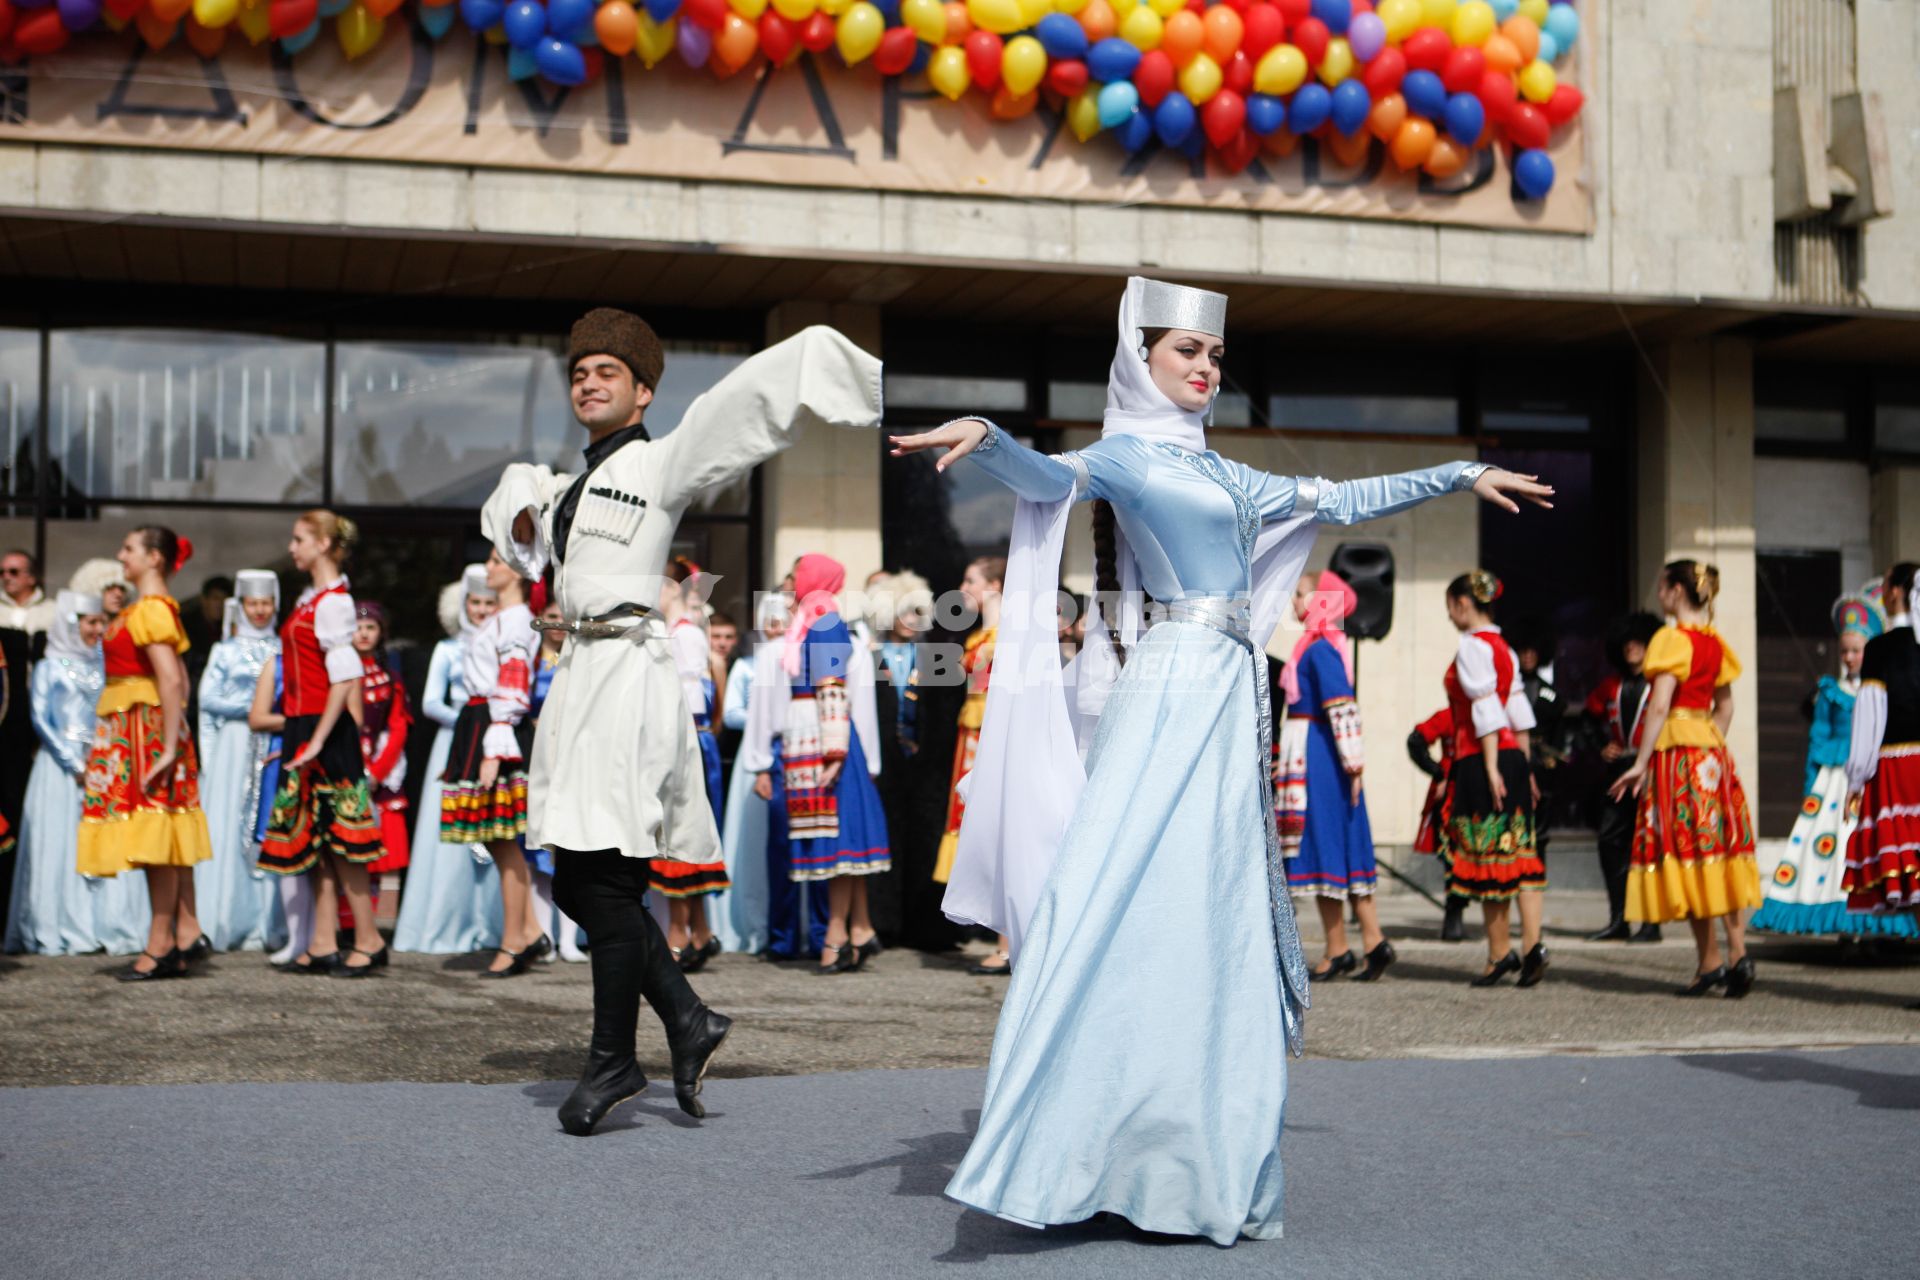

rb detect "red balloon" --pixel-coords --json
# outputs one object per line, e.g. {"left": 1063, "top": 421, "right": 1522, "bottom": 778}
{"left": 1183, "top": 0, "right": 1203, "bottom": 13}
{"left": 1046, "top": 57, "right": 1088, "bottom": 96}
{"left": 1292, "top": 14, "right": 1327, "bottom": 65}
{"left": 581, "top": 47, "right": 605, "bottom": 81}
{"left": 1218, "top": 127, "right": 1260, "bottom": 173}
{"left": 1544, "top": 83, "right": 1584, "bottom": 127}
{"left": 799, "top": 9, "right": 835, "bottom": 51}
{"left": 1475, "top": 68, "right": 1514, "bottom": 124}
{"left": 684, "top": 0, "right": 727, "bottom": 32}
{"left": 1402, "top": 26, "right": 1449, "bottom": 73}
{"left": 768, "top": 11, "right": 807, "bottom": 65}
{"left": 13, "top": 6, "right": 66, "bottom": 54}
{"left": 1134, "top": 47, "right": 1175, "bottom": 106}
{"left": 1215, "top": 0, "right": 1247, "bottom": 11}
{"left": 1202, "top": 87, "right": 1246, "bottom": 146}
{"left": 1440, "top": 45, "right": 1484, "bottom": 94}
{"left": 268, "top": 0, "right": 316, "bottom": 36}
{"left": 1275, "top": 0, "right": 1307, "bottom": 27}
{"left": 0, "top": 0, "right": 14, "bottom": 42}
{"left": 1505, "top": 100, "right": 1549, "bottom": 150}
{"left": 1361, "top": 44, "right": 1404, "bottom": 95}
{"left": 104, "top": 0, "right": 144, "bottom": 20}
{"left": 964, "top": 29, "right": 1002, "bottom": 89}
{"left": 1241, "top": 2, "right": 1282, "bottom": 58}
{"left": 1222, "top": 48, "right": 1252, "bottom": 95}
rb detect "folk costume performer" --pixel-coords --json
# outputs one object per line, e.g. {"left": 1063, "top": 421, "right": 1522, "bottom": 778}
{"left": 481, "top": 308, "right": 883, "bottom": 1137}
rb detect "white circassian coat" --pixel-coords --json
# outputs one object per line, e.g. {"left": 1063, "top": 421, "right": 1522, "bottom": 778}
{"left": 481, "top": 325, "right": 883, "bottom": 861}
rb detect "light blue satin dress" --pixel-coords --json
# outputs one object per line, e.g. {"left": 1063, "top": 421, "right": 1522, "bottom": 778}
{"left": 392, "top": 635, "right": 503, "bottom": 954}
{"left": 713, "top": 654, "right": 771, "bottom": 954}
{"left": 194, "top": 635, "right": 284, "bottom": 952}
{"left": 945, "top": 430, "right": 1477, "bottom": 1245}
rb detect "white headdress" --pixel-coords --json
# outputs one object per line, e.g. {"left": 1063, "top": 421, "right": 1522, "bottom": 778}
{"left": 225, "top": 569, "right": 280, "bottom": 641}
{"left": 47, "top": 589, "right": 102, "bottom": 661}
{"left": 457, "top": 563, "right": 497, "bottom": 638}
{"left": 68, "top": 557, "right": 133, "bottom": 604}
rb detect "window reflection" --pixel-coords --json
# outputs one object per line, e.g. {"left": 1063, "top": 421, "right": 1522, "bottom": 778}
{"left": 1, "top": 329, "right": 37, "bottom": 509}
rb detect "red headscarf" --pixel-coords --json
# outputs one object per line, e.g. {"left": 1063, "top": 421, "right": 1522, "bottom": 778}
{"left": 783, "top": 553, "right": 846, "bottom": 677}
{"left": 1280, "top": 569, "right": 1357, "bottom": 707}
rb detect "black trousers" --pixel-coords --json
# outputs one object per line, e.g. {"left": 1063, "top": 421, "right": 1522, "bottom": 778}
{"left": 1595, "top": 760, "right": 1636, "bottom": 923}
{"left": 552, "top": 850, "right": 703, "bottom": 1063}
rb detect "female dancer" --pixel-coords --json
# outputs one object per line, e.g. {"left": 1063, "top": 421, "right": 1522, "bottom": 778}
{"left": 1842, "top": 563, "right": 1920, "bottom": 919}
{"left": 1277, "top": 569, "right": 1390, "bottom": 981}
{"left": 935, "top": 557, "right": 1010, "bottom": 975}
{"left": 1754, "top": 593, "right": 1914, "bottom": 939}
{"left": 1583, "top": 612, "right": 1664, "bottom": 942}
{"left": 354, "top": 602, "right": 414, "bottom": 895}
{"left": 893, "top": 277, "right": 1549, "bottom": 1243}
{"left": 528, "top": 591, "right": 587, "bottom": 962}
{"left": 258, "top": 510, "right": 386, "bottom": 976}
{"left": 248, "top": 655, "right": 310, "bottom": 966}
{"left": 441, "top": 548, "right": 545, "bottom": 978}
{"left": 1609, "top": 560, "right": 1762, "bottom": 996}
{"left": 193, "top": 570, "right": 282, "bottom": 952}
{"left": 713, "top": 592, "right": 788, "bottom": 955}
{"left": 651, "top": 558, "right": 731, "bottom": 970}
{"left": 392, "top": 568, "right": 502, "bottom": 954}
{"left": 77, "top": 526, "right": 214, "bottom": 981}
{"left": 69, "top": 558, "right": 132, "bottom": 619}
{"left": 5, "top": 591, "right": 116, "bottom": 954}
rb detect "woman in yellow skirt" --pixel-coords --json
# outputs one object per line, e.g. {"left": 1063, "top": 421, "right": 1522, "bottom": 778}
{"left": 77, "top": 526, "right": 213, "bottom": 982}
{"left": 1609, "top": 559, "right": 1762, "bottom": 997}
{"left": 933, "top": 556, "right": 1006, "bottom": 974}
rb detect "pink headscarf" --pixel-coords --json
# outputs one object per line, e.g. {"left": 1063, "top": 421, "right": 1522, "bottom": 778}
{"left": 1280, "top": 569, "right": 1357, "bottom": 707}
{"left": 783, "top": 553, "right": 846, "bottom": 677}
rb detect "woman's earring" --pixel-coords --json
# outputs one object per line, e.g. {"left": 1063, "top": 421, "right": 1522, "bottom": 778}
{"left": 1137, "top": 345, "right": 1150, "bottom": 362}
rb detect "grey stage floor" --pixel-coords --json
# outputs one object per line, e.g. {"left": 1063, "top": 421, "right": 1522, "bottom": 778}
{"left": 4, "top": 1047, "right": 1915, "bottom": 1280}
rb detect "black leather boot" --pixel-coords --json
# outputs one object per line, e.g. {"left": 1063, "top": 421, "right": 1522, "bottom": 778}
{"left": 635, "top": 907, "right": 734, "bottom": 1119}
{"left": 1440, "top": 896, "right": 1468, "bottom": 943}
{"left": 558, "top": 1053, "right": 650, "bottom": 1137}
{"left": 1629, "top": 922, "right": 1663, "bottom": 943}
{"left": 667, "top": 1007, "right": 734, "bottom": 1119}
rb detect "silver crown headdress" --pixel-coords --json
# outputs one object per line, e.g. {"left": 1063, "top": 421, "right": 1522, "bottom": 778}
{"left": 235, "top": 569, "right": 279, "bottom": 601}
{"left": 1135, "top": 279, "right": 1228, "bottom": 339}
{"left": 463, "top": 563, "right": 499, "bottom": 601}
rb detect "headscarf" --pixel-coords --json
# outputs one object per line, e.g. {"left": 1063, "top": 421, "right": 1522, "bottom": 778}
{"left": 226, "top": 569, "right": 280, "bottom": 641}
{"left": 755, "top": 588, "right": 791, "bottom": 637}
{"left": 783, "top": 553, "right": 846, "bottom": 677}
{"left": 47, "top": 590, "right": 101, "bottom": 662}
{"left": 457, "top": 563, "right": 496, "bottom": 638}
{"left": 355, "top": 600, "right": 390, "bottom": 656}
{"left": 1280, "top": 570, "right": 1357, "bottom": 706}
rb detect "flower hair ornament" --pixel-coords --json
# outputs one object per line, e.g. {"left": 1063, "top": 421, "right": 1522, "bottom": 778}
{"left": 173, "top": 535, "right": 195, "bottom": 572}
{"left": 1469, "top": 569, "right": 1502, "bottom": 605}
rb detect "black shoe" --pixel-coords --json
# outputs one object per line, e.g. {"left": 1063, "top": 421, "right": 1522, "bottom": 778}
{"left": 667, "top": 1007, "right": 733, "bottom": 1119}
{"left": 1352, "top": 940, "right": 1396, "bottom": 983}
{"left": 558, "top": 1053, "right": 650, "bottom": 1137}
{"left": 850, "top": 934, "right": 882, "bottom": 970}
{"left": 680, "top": 936, "right": 721, "bottom": 974}
{"left": 1629, "top": 923, "right": 1663, "bottom": 943}
{"left": 527, "top": 933, "right": 554, "bottom": 962}
{"left": 1517, "top": 943, "right": 1550, "bottom": 988}
{"left": 116, "top": 950, "right": 185, "bottom": 982}
{"left": 1470, "top": 950, "right": 1522, "bottom": 987}
{"left": 178, "top": 933, "right": 214, "bottom": 963}
{"left": 1311, "top": 950, "right": 1358, "bottom": 981}
{"left": 966, "top": 951, "right": 1011, "bottom": 976}
{"left": 478, "top": 946, "right": 535, "bottom": 979}
{"left": 816, "top": 944, "right": 855, "bottom": 975}
{"left": 1440, "top": 900, "right": 1467, "bottom": 943}
{"left": 334, "top": 946, "right": 389, "bottom": 978}
{"left": 286, "top": 950, "right": 343, "bottom": 976}
{"left": 1724, "top": 956, "right": 1756, "bottom": 999}
{"left": 1586, "top": 920, "right": 1631, "bottom": 942}
{"left": 1676, "top": 966, "right": 1728, "bottom": 997}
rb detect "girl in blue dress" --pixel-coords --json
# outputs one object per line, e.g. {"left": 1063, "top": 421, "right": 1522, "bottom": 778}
{"left": 894, "top": 277, "right": 1551, "bottom": 1245}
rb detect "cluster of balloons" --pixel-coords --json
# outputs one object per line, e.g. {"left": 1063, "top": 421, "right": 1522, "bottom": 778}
{"left": 2, "top": 0, "right": 1581, "bottom": 197}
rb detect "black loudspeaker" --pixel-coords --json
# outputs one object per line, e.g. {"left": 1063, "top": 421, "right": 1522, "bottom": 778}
{"left": 1330, "top": 542, "right": 1395, "bottom": 642}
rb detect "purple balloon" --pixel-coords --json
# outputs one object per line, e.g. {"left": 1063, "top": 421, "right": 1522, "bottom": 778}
{"left": 56, "top": 0, "right": 102, "bottom": 28}
{"left": 12, "top": 0, "right": 56, "bottom": 11}
{"left": 676, "top": 17, "right": 711, "bottom": 67}
{"left": 1347, "top": 11, "right": 1384, "bottom": 61}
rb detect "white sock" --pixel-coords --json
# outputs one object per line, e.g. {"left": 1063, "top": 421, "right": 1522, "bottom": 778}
{"left": 270, "top": 874, "right": 314, "bottom": 965}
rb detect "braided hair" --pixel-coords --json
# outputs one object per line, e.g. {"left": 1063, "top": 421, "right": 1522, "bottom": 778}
{"left": 1661, "top": 559, "right": 1720, "bottom": 619}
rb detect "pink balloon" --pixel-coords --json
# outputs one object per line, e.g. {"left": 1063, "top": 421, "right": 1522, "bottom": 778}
{"left": 677, "top": 15, "right": 711, "bottom": 66}
{"left": 1347, "top": 10, "right": 1384, "bottom": 61}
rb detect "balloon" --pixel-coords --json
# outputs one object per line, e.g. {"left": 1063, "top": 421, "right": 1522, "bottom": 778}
{"left": 594, "top": 0, "right": 638, "bottom": 51}
{"left": 1316, "top": 34, "right": 1352, "bottom": 83}
{"left": 1075, "top": 0, "right": 1112, "bottom": 41}
{"left": 1400, "top": 24, "right": 1446, "bottom": 70}
{"left": 185, "top": 15, "right": 226, "bottom": 54}
{"left": 1360, "top": 44, "right": 1404, "bottom": 94}
{"left": 965, "top": 0, "right": 1018, "bottom": 33}
{"left": 1260, "top": 125, "right": 1298, "bottom": 156}
{"left": 683, "top": 0, "right": 725, "bottom": 25}
{"left": 1497, "top": 12, "right": 1534, "bottom": 61}
{"left": 1096, "top": 79, "right": 1140, "bottom": 126}
{"left": 502, "top": 0, "right": 544, "bottom": 47}
{"left": 835, "top": 0, "right": 881, "bottom": 59}
{"left": 798, "top": 8, "right": 834, "bottom": 47}
{"left": 1440, "top": 90, "right": 1482, "bottom": 141}
{"left": 104, "top": 0, "right": 146, "bottom": 21}
{"left": 1291, "top": 14, "right": 1325, "bottom": 64}
{"left": 1365, "top": 89, "right": 1403, "bottom": 140}
{"left": 1514, "top": 0, "right": 1543, "bottom": 22}
{"left": 712, "top": 10, "right": 756, "bottom": 64}
{"left": 507, "top": 43, "right": 538, "bottom": 75}
{"left": 1201, "top": 86, "right": 1244, "bottom": 145}
{"left": 922, "top": 42, "right": 966, "bottom": 95}
{"left": 1309, "top": 0, "right": 1349, "bottom": 36}
{"left": 1346, "top": 9, "right": 1382, "bottom": 59}
{"left": 635, "top": 10, "right": 675, "bottom": 61}
{"left": 1117, "top": 105, "right": 1154, "bottom": 150}
{"left": 900, "top": 0, "right": 940, "bottom": 38}
{"left": 1328, "top": 77, "right": 1368, "bottom": 134}
{"left": 1068, "top": 86, "right": 1103, "bottom": 139}
{"left": 1512, "top": 146, "right": 1552, "bottom": 198}
{"left": 280, "top": 15, "right": 319, "bottom": 47}
{"left": 533, "top": 34, "right": 587, "bottom": 79}
{"left": 964, "top": 28, "right": 1001, "bottom": 84}
{"left": 1533, "top": 28, "right": 1554, "bottom": 63}
{"left": 646, "top": 0, "right": 682, "bottom": 17}
{"left": 1245, "top": 91, "right": 1284, "bottom": 134}
{"left": 238, "top": 0, "right": 275, "bottom": 40}
{"left": 1117, "top": 2, "right": 1158, "bottom": 49}
{"left": 990, "top": 84, "right": 1037, "bottom": 117}
{"left": 1388, "top": 116, "right": 1433, "bottom": 167}
{"left": 1133, "top": 46, "right": 1173, "bottom": 104}
{"left": 1440, "top": 45, "right": 1482, "bottom": 92}
{"left": 1218, "top": 127, "right": 1261, "bottom": 173}
{"left": 57, "top": 0, "right": 99, "bottom": 25}
{"left": 549, "top": 0, "right": 596, "bottom": 34}
{"left": 1147, "top": 0, "right": 1180, "bottom": 15}
{"left": 770, "top": 0, "right": 811, "bottom": 16}
{"left": 1488, "top": 0, "right": 1514, "bottom": 16}
{"left": 1034, "top": 10, "right": 1084, "bottom": 57}
{"left": 1448, "top": 0, "right": 1491, "bottom": 45}
{"left": 1516, "top": 57, "right": 1552, "bottom": 102}
{"left": 1241, "top": 0, "right": 1281, "bottom": 57}
{"left": 676, "top": 13, "right": 710, "bottom": 61}
{"left": 1543, "top": 81, "right": 1582, "bottom": 126}
{"left": 364, "top": 0, "right": 403, "bottom": 18}
{"left": 1152, "top": 89, "right": 1194, "bottom": 145}
{"left": 729, "top": 0, "right": 768, "bottom": 15}
{"left": 1178, "top": 49, "right": 1220, "bottom": 101}
{"left": 150, "top": 0, "right": 191, "bottom": 18}
{"left": 1274, "top": 0, "right": 1305, "bottom": 24}
{"left": 1159, "top": 7, "right": 1197, "bottom": 62}
{"left": 1287, "top": 79, "right": 1329, "bottom": 130}
{"left": 1375, "top": 0, "right": 1416, "bottom": 41}
{"left": 1251, "top": 41, "right": 1304, "bottom": 94}
{"left": 1400, "top": 67, "right": 1442, "bottom": 117}
{"left": 1418, "top": 0, "right": 1452, "bottom": 20}
{"left": 1480, "top": 30, "right": 1517, "bottom": 73}
{"left": 938, "top": 0, "right": 967, "bottom": 39}
{"left": 871, "top": 21, "right": 914, "bottom": 69}
{"left": 1046, "top": 56, "right": 1088, "bottom": 95}
{"left": 136, "top": 10, "right": 176, "bottom": 45}
{"left": 1541, "top": 0, "right": 1573, "bottom": 50}
{"left": 192, "top": 0, "right": 235, "bottom": 26}
{"left": 272, "top": 0, "right": 318, "bottom": 35}
{"left": 1085, "top": 34, "right": 1139, "bottom": 79}
{"left": 1422, "top": 133, "right": 1466, "bottom": 177}
{"left": 319, "top": 0, "right": 348, "bottom": 14}
{"left": 1014, "top": 0, "right": 1046, "bottom": 24}
{"left": 1474, "top": 67, "right": 1512, "bottom": 123}
{"left": 1222, "top": 48, "right": 1251, "bottom": 95}
{"left": 335, "top": 0, "right": 382, "bottom": 55}
{"left": 1503, "top": 99, "right": 1546, "bottom": 148}
{"left": 1326, "top": 128, "right": 1369, "bottom": 166}
{"left": 1199, "top": 3, "right": 1239, "bottom": 61}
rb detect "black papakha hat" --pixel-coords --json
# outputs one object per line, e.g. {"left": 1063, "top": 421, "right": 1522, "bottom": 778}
{"left": 568, "top": 308, "right": 664, "bottom": 390}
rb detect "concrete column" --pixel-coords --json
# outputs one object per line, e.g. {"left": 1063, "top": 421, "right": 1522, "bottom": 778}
{"left": 1871, "top": 465, "right": 1920, "bottom": 570}
{"left": 1633, "top": 338, "right": 1760, "bottom": 791}
{"left": 759, "top": 302, "right": 885, "bottom": 591}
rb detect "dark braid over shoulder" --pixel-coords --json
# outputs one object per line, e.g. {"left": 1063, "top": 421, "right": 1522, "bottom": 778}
{"left": 1092, "top": 499, "right": 1127, "bottom": 667}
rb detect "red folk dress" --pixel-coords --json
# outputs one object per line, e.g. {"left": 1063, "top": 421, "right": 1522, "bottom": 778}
{"left": 360, "top": 651, "right": 414, "bottom": 873}
{"left": 932, "top": 624, "right": 994, "bottom": 885}
{"left": 1436, "top": 628, "right": 1543, "bottom": 902}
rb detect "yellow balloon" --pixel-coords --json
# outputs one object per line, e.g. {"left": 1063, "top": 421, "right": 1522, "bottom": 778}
{"left": 1317, "top": 35, "right": 1352, "bottom": 84}
{"left": 1517, "top": 57, "right": 1555, "bottom": 102}
{"left": 901, "top": 0, "right": 943, "bottom": 41}
{"left": 1517, "top": 0, "right": 1547, "bottom": 23}
{"left": 1419, "top": 0, "right": 1454, "bottom": 24}
{"left": 636, "top": 11, "right": 675, "bottom": 64}
{"left": 1146, "top": 0, "right": 1180, "bottom": 14}
{"left": 1016, "top": 0, "right": 1049, "bottom": 24}
{"left": 335, "top": 2, "right": 383, "bottom": 58}
{"left": 1377, "top": 0, "right": 1419, "bottom": 41}
{"left": 1068, "top": 87, "right": 1103, "bottom": 140}
{"left": 729, "top": 0, "right": 767, "bottom": 16}
{"left": 1108, "top": 0, "right": 1136, "bottom": 17}
{"left": 1002, "top": 34, "right": 1046, "bottom": 96}
{"left": 836, "top": 0, "right": 883, "bottom": 61}
{"left": 1178, "top": 50, "right": 1221, "bottom": 103}
{"left": 967, "top": 0, "right": 1023, "bottom": 34}
{"left": 928, "top": 44, "right": 971, "bottom": 100}
{"left": 192, "top": 0, "right": 238, "bottom": 26}
{"left": 817, "top": 0, "right": 850, "bottom": 14}
{"left": 771, "top": 0, "right": 814, "bottom": 17}
{"left": 1052, "top": 0, "right": 1088, "bottom": 13}
{"left": 236, "top": 0, "right": 272, "bottom": 40}
{"left": 1449, "top": 0, "right": 1493, "bottom": 45}
{"left": 1118, "top": 3, "right": 1160, "bottom": 49}
{"left": 1253, "top": 42, "right": 1306, "bottom": 95}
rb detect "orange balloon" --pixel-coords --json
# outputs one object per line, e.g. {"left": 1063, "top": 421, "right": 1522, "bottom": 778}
{"left": 1200, "top": 3, "right": 1242, "bottom": 64}
{"left": 1327, "top": 129, "right": 1372, "bottom": 167}
{"left": 1076, "top": 0, "right": 1114, "bottom": 42}
{"left": 942, "top": 0, "right": 971, "bottom": 43}
{"left": 364, "top": 0, "right": 402, "bottom": 18}
{"left": 1261, "top": 127, "right": 1299, "bottom": 158}
{"left": 149, "top": 0, "right": 192, "bottom": 20}
{"left": 1390, "top": 117, "right": 1436, "bottom": 168}
{"left": 1367, "top": 91, "right": 1406, "bottom": 141}
{"left": 715, "top": 10, "right": 759, "bottom": 68}
{"left": 1499, "top": 14, "right": 1538, "bottom": 64}
{"left": 1161, "top": 9, "right": 1202, "bottom": 65}
{"left": 1423, "top": 135, "right": 1468, "bottom": 178}
{"left": 184, "top": 15, "right": 225, "bottom": 54}
{"left": 1481, "top": 31, "right": 1520, "bottom": 75}
{"left": 991, "top": 84, "right": 1038, "bottom": 118}
{"left": 595, "top": 0, "right": 639, "bottom": 55}
{"left": 136, "top": 10, "right": 178, "bottom": 44}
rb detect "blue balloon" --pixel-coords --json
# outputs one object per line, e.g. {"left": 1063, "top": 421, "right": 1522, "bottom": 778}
{"left": 873, "top": 0, "right": 901, "bottom": 23}
{"left": 546, "top": 0, "right": 594, "bottom": 35}
{"left": 1402, "top": 68, "right": 1445, "bottom": 119}
{"left": 535, "top": 36, "right": 588, "bottom": 84}
{"left": 1536, "top": 31, "right": 1559, "bottom": 64}
{"left": 458, "top": 0, "right": 504, "bottom": 30}
{"left": 1096, "top": 80, "right": 1141, "bottom": 129}
{"left": 317, "top": 0, "right": 350, "bottom": 15}
{"left": 502, "top": 0, "right": 546, "bottom": 49}
{"left": 567, "top": 22, "right": 598, "bottom": 45}
{"left": 1246, "top": 92, "right": 1286, "bottom": 136}
{"left": 280, "top": 17, "right": 320, "bottom": 51}
{"left": 908, "top": 40, "right": 932, "bottom": 74}
{"left": 642, "top": 0, "right": 680, "bottom": 20}
{"left": 1488, "top": 0, "right": 1518, "bottom": 18}
{"left": 421, "top": 3, "right": 457, "bottom": 36}
{"left": 1443, "top": 91, "right": 1485, "bottom": 142}
{"left": 1329, "top": 79, "right": 1370, "bottom": 136}
{"left": 1310, "top": 0, "right": 1349, "bottom": 36}
{"left": 1513, "top": 148, "right": 1555, "bottom": 200}
{"left": 1118, "top": 108, "right": 1154, "bottom": 152}
{"left": 1087, "top": 36, "right": 1142, "bottom": 84}
{"left": 507, "top": 45, "right": 540, "bottom": 79}
{"left": 1543, "top": 2, "right": 1578, "bottom": 51}
{"left": 1288, "top": 82, "right": 1331, "bottom": 134}
{"left": 1035, "top": 12, "right": 1088, "bottom": 60}
{"left": 1153, "top": 91, "right": 1196, "bottom": 147}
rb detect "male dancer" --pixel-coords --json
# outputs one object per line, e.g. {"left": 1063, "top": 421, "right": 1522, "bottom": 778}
{"left": 483, "top": 309, "right": 882, "bottom": 1135}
